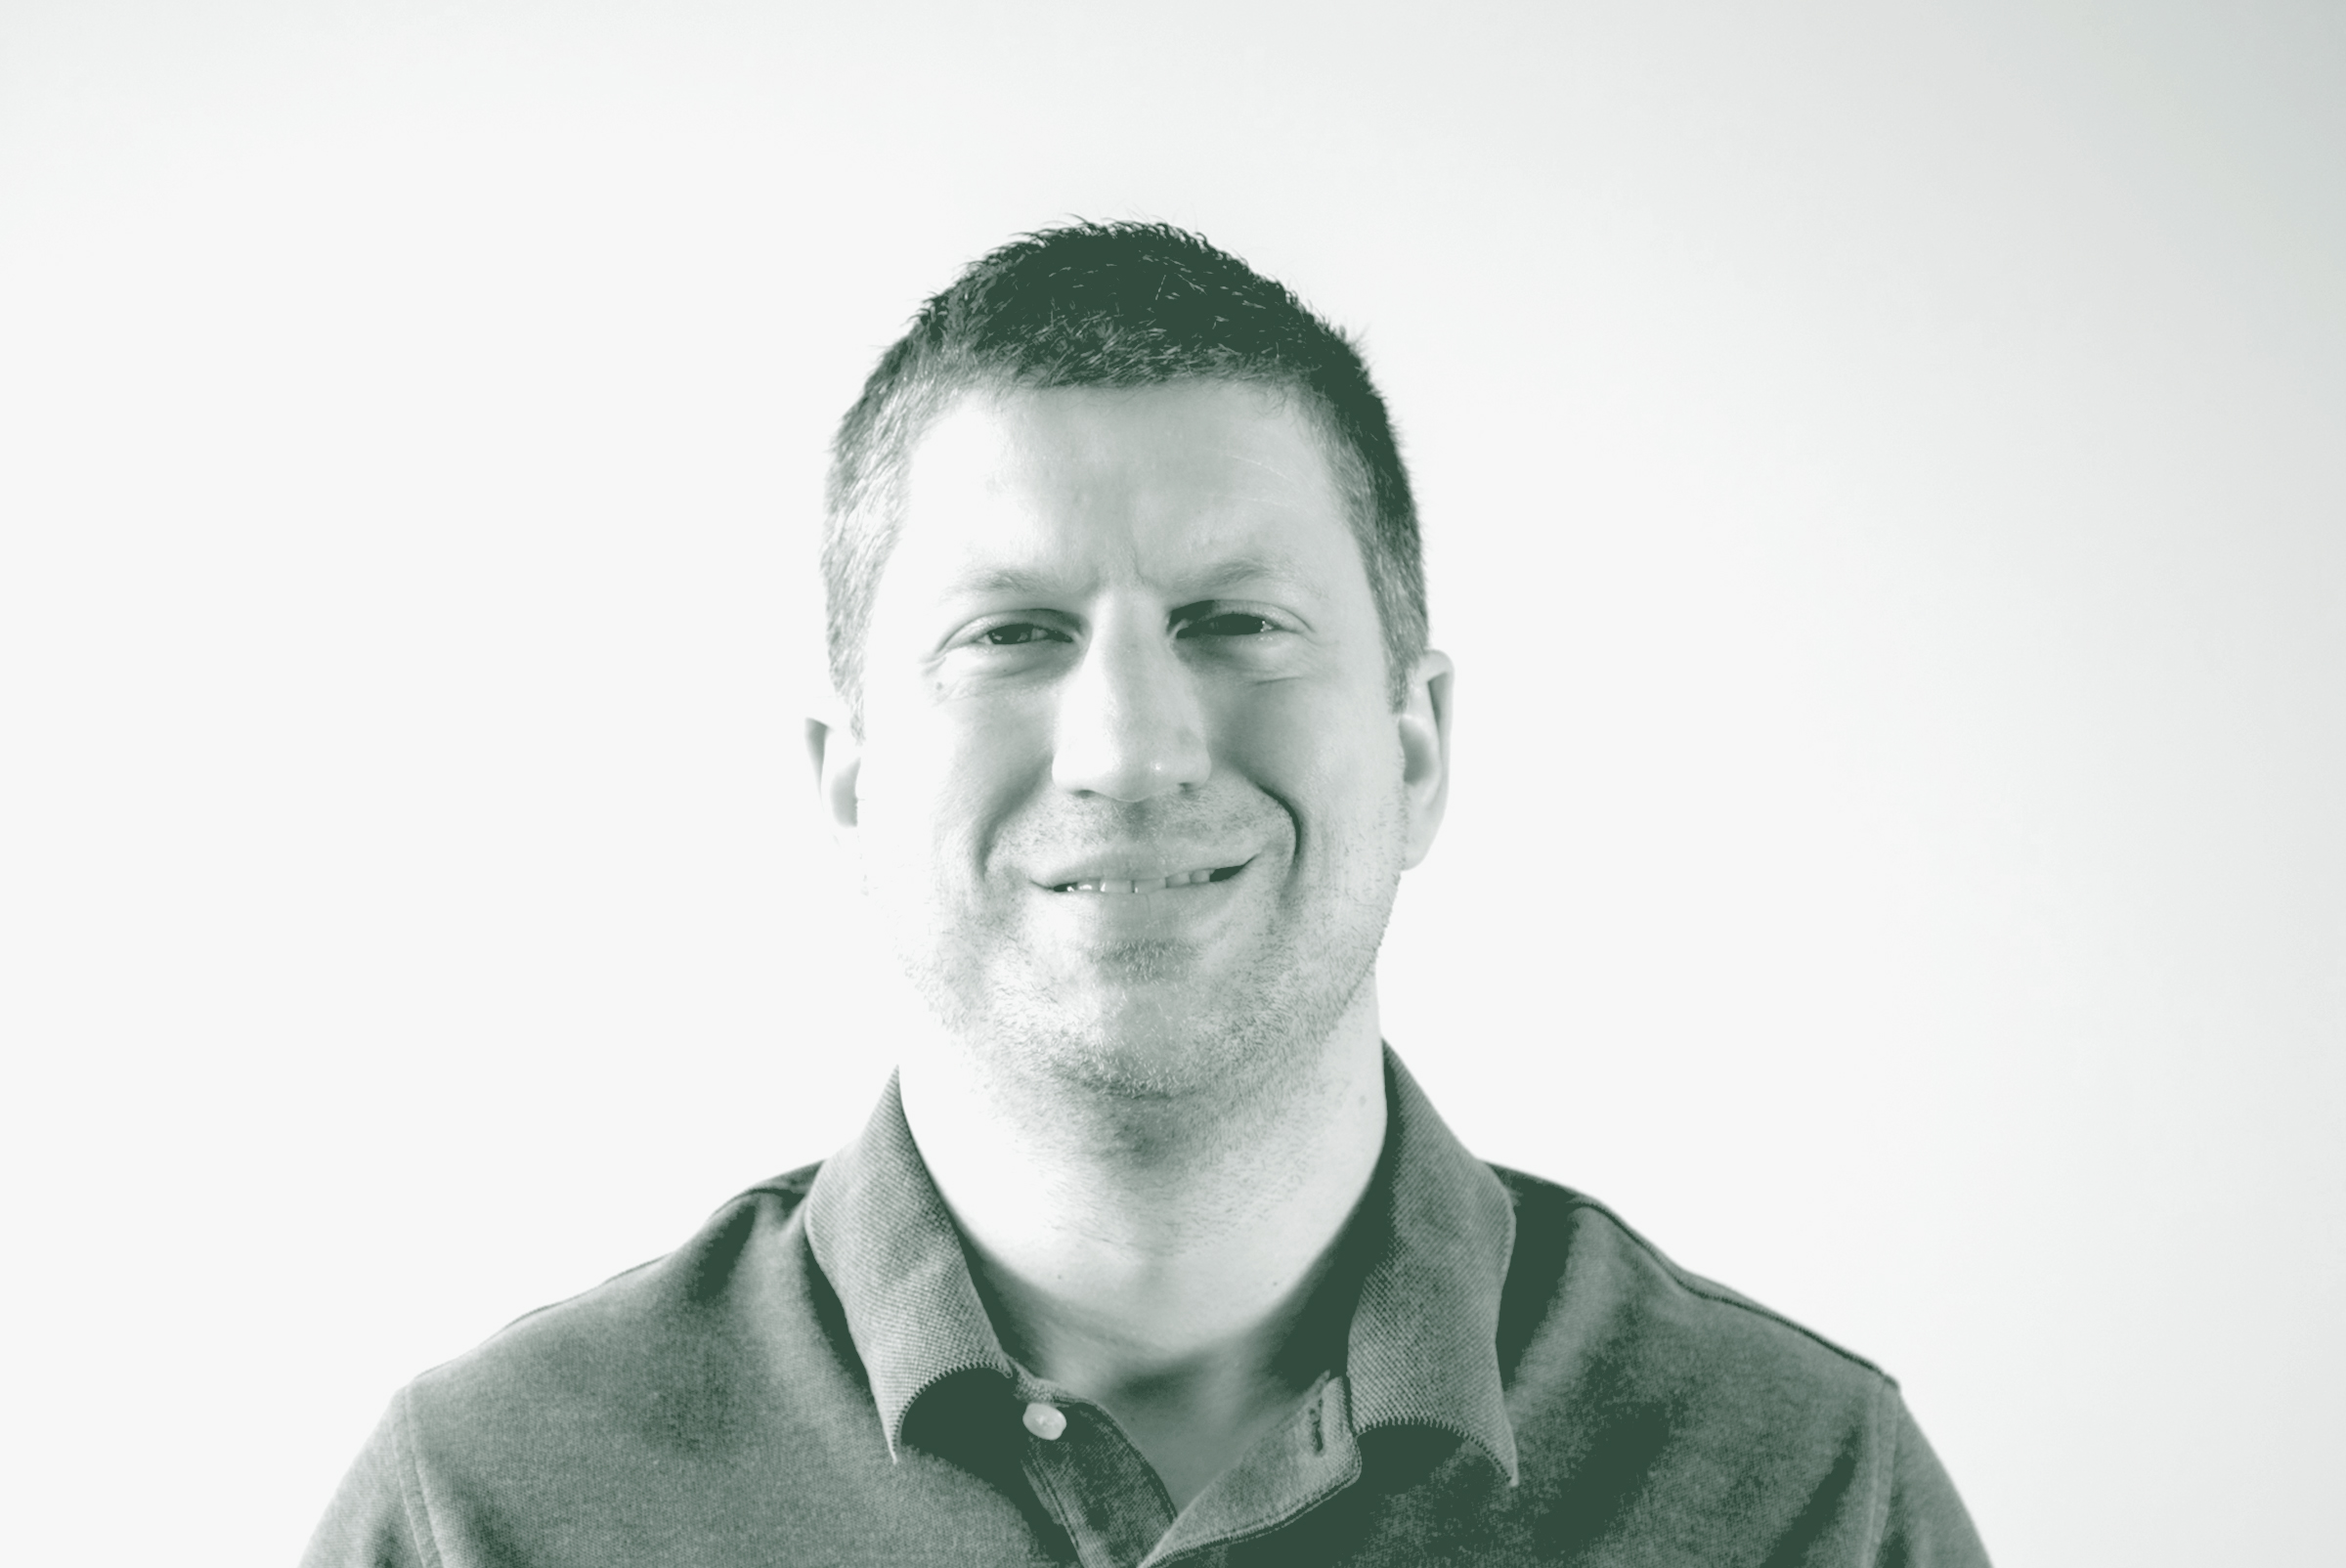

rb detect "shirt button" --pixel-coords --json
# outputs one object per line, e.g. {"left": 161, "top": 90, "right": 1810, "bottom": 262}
{"left": 1021, "top": 1401, "right": 1067, "bottom": 1441}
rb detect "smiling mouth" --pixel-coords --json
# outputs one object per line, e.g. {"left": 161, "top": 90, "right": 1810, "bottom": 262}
{"left": 1047, "top": 864, "right": 1249, "bottom": 894}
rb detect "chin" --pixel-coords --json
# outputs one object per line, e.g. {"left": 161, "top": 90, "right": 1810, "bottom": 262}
{"left": 990, "top": 987, "right": 1273, "bottom": 1101}
{"left": 952, "top": 952, "right": 1374, "bottom": 1108}
{"left": 888, "top": 859, "right": 1400, "bottom": 1107}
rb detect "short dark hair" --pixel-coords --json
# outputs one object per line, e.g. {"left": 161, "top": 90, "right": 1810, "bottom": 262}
{"left": 822, "top": 221, "right": 1427, "bottom": 731}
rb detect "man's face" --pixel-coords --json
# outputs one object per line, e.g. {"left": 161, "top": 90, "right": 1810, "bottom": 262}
{"left": 832, "top": 380, "right": 1448, "bottom": 1100}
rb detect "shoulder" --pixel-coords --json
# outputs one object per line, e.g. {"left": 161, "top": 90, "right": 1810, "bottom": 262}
{"left": 1487, "top": 1162, "right": 1892, "bottom": 1419}
{"left": 305, "top": 1162, "right": 934, "bottom": 1567}
{"left": 400, "top": 1163, "right": 829, "bottom": 1436}
{"left": 1478, "top": 1167, "right": 1989, "bottom": 1563}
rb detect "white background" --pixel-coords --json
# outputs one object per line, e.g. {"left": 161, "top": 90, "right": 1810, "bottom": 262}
{"left": 4, "top": 3, "right": 2339, "bottom": 1563}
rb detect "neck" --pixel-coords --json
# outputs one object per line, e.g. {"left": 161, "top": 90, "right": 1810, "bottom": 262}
{"left": 896, "top": 983, "right": 1389, "bottom": 1506}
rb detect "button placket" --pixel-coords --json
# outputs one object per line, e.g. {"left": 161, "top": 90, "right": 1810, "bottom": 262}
{"left": 1013, "top": 1390, "right": 1180, "bottom": 1568}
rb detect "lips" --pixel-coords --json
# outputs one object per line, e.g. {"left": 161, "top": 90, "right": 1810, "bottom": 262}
{"left": 1041, "top": 858, "right": 1257, "bottom": 892}
{"left": 1045, "top": 863, "right": 1249, "bottom": 894}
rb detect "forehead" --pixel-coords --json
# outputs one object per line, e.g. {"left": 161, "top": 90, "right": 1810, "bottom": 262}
{"left": 883, "top": 381, "right": 1360, "bottom": 600}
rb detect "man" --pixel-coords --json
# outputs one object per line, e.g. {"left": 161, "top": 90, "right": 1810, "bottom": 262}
{"left": 307, "top": 222, "right": 1990, "bottom": 1566}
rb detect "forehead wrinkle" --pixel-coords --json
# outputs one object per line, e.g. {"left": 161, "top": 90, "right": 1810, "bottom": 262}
{"left": 900, "top": 384, "right": 1350, "bottom": 610}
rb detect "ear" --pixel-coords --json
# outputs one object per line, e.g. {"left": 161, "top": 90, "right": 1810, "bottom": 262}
{"left": 1398, "top": 648, "right": 1455, "bottom": 870}
{"left": 804, "top": 699, "right": 863, "bottom": 847}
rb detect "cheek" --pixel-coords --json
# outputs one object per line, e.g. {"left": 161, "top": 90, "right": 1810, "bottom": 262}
{"left": 857, "top": 701, "right": 1051, "bottom": 867}
{"left": 1216, "top": 679, "right": 1407, "bottom": 860}
{"left": 1220, "top": 678, "right": 1400, "bottom": 790}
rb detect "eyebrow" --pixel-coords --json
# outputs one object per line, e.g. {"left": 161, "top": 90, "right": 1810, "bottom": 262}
{"left": 943, "top": 566, "right": 1065, "bottom": 598}
{"left": 941, "top": 553, "right": 1312, "bottom": 600}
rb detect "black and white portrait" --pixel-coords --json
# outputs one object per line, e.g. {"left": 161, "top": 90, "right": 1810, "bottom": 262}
{"left": 4, "top": 5, "right": 2337, "bottom": 1565}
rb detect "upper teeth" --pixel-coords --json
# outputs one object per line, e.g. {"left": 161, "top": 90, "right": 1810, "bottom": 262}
{"left": 1055, "top": 868, "right": 1226, "bottom": 894}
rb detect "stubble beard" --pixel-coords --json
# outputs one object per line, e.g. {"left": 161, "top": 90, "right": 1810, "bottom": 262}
{"left": 876, "top": 790, "right": 1408, "bottom": 1116}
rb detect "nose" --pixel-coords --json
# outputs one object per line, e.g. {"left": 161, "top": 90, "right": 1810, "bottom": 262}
{"left": 1051, "top": 612, "right": 1211, "bottom": 802}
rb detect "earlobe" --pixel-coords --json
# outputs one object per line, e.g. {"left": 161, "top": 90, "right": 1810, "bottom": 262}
{"left": 805, "top": 711, "right": 863, "bottom": 840}
{"left": 1398, "top": 649, "right": 1455, "bottom": 869}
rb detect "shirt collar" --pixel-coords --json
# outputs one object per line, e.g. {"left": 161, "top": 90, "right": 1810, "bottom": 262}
{"left": 1350, "top": 1050, "right": 1521, "bottom": 1484}
{"left": 801, "top": 1046, "right": 1519, "bottom": 1482}
{"left": 801, "top": 1074, "right": 1014, "bottom": 1459}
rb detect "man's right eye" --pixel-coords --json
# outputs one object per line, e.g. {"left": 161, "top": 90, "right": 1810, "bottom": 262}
{"left": 978, "top": 623, "right": 1066, "bottom": 646}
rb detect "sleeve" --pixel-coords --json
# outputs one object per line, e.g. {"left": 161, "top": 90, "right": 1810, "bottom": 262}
{"left": 301, "top": 1393, "right": 434, "bottom": 1568}
{"left": 1873, "top": 1388, "right": 1992, "bottom": 1567}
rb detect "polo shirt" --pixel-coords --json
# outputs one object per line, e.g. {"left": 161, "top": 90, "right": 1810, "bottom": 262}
{"left": 305, "top": 1050, "right": 1989, "bottom": 1566}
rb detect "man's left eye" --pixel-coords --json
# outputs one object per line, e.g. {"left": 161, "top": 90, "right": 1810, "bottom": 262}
{"left": 1180, "top": 612, "right": 1275, "bottom": 637}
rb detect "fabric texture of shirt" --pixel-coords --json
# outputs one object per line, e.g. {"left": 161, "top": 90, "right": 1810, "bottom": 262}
{"left": 305, "top": 1050, "right": 1990, "bottom": 1566}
